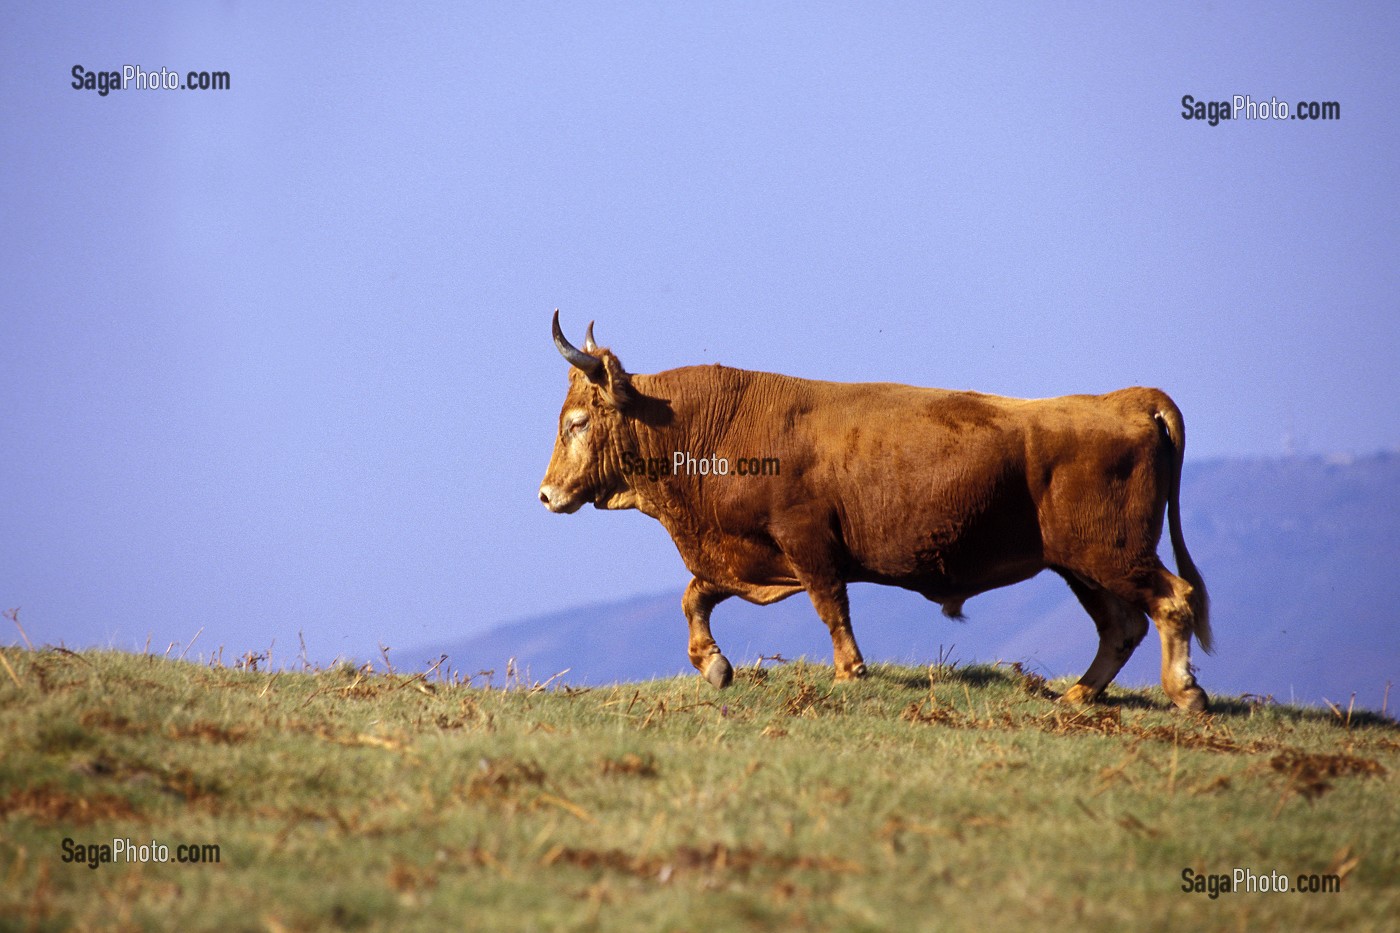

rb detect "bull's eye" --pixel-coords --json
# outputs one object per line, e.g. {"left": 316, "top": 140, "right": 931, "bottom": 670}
{"left": 564, "top": 415, "right": 589, "bottom": 439}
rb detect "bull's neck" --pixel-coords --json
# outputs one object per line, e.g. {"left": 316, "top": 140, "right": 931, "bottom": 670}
{"left": 628, "top": 366, "right": 778, "bottom": 459}
{"left": 613, "top": 366, "right": 798, "bottom": 523}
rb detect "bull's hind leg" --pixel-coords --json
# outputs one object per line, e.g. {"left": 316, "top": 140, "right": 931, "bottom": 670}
{"left": 683, "top": 578, "right": 734, "bottom": 689}
{"left": 1139, "top": 565, "right": 1210, "bottom": 712}
{"left": 1100, "top": 562, "right": 1209, "bottom": 712}
{"left": 1056, "top": 571, "right": 1149, "bottom": 705}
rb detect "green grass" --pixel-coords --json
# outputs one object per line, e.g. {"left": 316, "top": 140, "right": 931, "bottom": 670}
{"left": 0, "top": 646, "right": 1396, "bottom": 932}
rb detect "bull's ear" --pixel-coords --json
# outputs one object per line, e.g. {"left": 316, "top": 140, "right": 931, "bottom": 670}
{"left": 594, "top": 350, "right": 635, "bottom": 411}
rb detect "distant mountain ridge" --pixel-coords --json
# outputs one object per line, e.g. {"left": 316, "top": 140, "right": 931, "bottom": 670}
{"left": 408, "top": 453, "right": 1399, "bottom": 711}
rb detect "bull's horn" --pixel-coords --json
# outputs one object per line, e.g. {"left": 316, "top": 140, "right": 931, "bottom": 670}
{"left": 553, "top": 309, "right": 604, "bottom": 378}
{"left": 583, "top": 321, "right": 597, "bottom": 352}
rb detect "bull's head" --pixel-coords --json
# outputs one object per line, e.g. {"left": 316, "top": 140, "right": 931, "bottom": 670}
{"left": 538, "top": 311, "right": 638, "bottom": 513}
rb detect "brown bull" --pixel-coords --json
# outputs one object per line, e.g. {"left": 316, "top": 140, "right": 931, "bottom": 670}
{"left": 539, "top": 312, "right": 1213, "bottom": 711}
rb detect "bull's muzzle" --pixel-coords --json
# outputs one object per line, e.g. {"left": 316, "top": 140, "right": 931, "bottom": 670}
{"left": 538, "top": 484, "right": 579, "bottom": 514}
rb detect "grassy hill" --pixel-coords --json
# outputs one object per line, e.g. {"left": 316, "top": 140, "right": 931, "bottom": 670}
{"left": 1, "top": 647, "right": 1396, "bottom": 931}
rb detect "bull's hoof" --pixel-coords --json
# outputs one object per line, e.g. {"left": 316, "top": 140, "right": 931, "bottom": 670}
{"left": 834, "top": 662, "right": 868, "bottom": 683}
{"left": 702, "top": 654, "right": 734, "bottom": 689}
{"left": 1060, "top": 683, "right": 1099, "bottom": 706}
{"left": 1171, "top": 687, "right": 1210, "bottom": 713}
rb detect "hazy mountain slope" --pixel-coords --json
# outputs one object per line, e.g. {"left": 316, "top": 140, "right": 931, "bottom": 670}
{"left": 409, "top": 453, "right": 1399, "bottom": 710}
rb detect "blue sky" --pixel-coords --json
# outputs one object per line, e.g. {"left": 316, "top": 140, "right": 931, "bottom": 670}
{"left": 2, "top": 3, "right": 1396, "bottom": 665}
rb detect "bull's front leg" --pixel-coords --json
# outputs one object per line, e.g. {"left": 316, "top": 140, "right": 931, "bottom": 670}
{"left": 804, "top": 577, "right": 867, "bottom": 682}
{"left": 682, "top": 578, "right": 733, "bottom": 689}
{"left": 772, "top": 516, "right": 867, "bottom": 682}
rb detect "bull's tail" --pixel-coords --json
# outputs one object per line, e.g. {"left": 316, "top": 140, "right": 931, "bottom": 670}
{"left": 1153, "top": 405, "right": 1213, "bottom": 654}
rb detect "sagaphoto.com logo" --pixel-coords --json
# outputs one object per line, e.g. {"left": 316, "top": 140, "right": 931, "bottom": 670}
{"left": 1181, "top": 93, "right": 1340, "bottom": 126}
{"left": 71, "top": 64, "right": 231, "bottom": 97}
{"left": 621, "top": 451, "right": 782, "bottom": 482}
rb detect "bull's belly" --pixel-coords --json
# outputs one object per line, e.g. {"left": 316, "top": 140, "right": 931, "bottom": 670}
{"left": 846, "top": 518, "right": 1047, "bottom": 602}
{"left": 850, "top": 559, "right": 1045, "bottom": 604}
